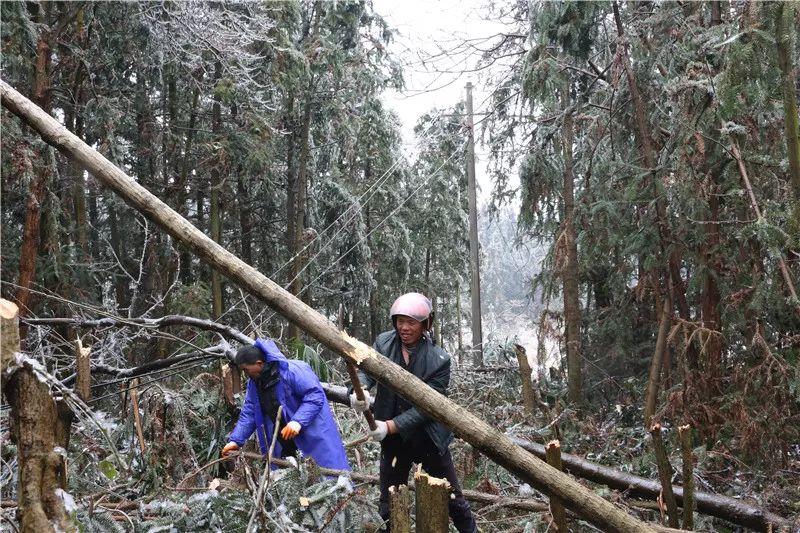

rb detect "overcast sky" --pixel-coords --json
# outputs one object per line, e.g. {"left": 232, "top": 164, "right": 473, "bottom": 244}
{"left": 375, "top": 0, "right": 516, "bottom": 205}
{"left": 373, "top": 1, "right": 544, "bottom": 361}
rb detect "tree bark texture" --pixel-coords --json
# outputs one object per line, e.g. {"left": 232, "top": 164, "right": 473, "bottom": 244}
{"left": 1, "top": 79, "right": 665, "bottom": 532}
{"left": 74, "top": 337, "right": 91, "bottom": 401}
{"left": 560, "top": 79, "right": 582, "bottom": 406}
{"left": 515, "top": 344, "right": 537, "bottom": 417}
{"left": 210, "top": 61, "right": 225, "bottom": 320}
{"left": 775, "top": 1, "right": 800, "bottom": 206}
{"left": 644, "top": 296, "right": 671, "bottom": 426}
{"left": 545, "top": 441, "right": 568, "bottom": 532}
{"left": 389, "top": 485, "right": 411, "bottom": 533}
{"left": 1, "top": 299, "right": 73, "bottom": 533}
{"left": 414, "top": 469, "right": 450, "bottom": 533}
{"left": 15, "top": 12, "right": 53, "bottom": 321}
{"left": 236, "top": 174, "right": 253, "bottom": 266}
{"left": 465, "top": 82, "right": 484, "bottom": 367}
{"left": 649, "top": 424, "right": 679, "bottom": 528}
{"left": 678, "top": 425, "right": 695, "bottom": 530}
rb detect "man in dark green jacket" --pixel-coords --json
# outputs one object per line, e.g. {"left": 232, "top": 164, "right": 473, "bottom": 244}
{"left": 350, "top": 292, "right": 477, "bottom": 533}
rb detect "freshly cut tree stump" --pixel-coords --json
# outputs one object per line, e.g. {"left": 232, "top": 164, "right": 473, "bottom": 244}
{"left": 414, "top": 467, "right": 450, "bottom": 533}
{"left": 515, "top": 344, "right": 537, "bottom": 417}
{"left": 678, "top": 425, "right": 695, "bottom": 530}
{"left": 650, "top": 424, "right": 679, "bottom": 528}
{"left": 74, "top": 337, "right": 91, "bottom": 401}
{"left": 389, "top": 484, "right": 411, "bottom": 533}
{"left": 545, "top": 440, "right": 568, "bottom": 532}
{"left": 1, "top": 299, "right": 21, "bottom": 371}
{"left": 0, "top": 299, "right": 74, "bottom": 532}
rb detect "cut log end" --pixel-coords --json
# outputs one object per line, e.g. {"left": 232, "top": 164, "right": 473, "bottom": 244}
{"left": 414, "top": 468, "right": 451, "bottom": 533}
{"left": 1, "top": 298, "right": 21, "bottom": 374}
{"left": 0, "top": 298, "right": 19, "bottom": 319}
{"left": 342, "top": 333, "right": 373, "bottom": 365}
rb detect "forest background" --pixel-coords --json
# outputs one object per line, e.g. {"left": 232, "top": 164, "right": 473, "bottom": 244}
{"left": 1, "top": 0, "right": 798, "bottom": 531}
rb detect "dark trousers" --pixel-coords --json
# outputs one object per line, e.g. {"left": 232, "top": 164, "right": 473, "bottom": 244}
{"left": 379, "top": 434, "right": 477, "bottom": 533}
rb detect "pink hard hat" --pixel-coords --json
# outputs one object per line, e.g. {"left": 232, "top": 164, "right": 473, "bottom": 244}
{"left": 390, "top": 292, "right": 433, "bottom": 324}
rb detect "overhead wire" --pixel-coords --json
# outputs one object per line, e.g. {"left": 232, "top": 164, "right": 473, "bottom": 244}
{"left": 247, "top": 84, "right": 504, "bottom": 333}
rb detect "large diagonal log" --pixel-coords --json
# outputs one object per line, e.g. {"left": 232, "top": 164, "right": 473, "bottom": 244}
{"left": 2, "top": 79, "right": 654, "bottom": 532}
{"left": 30, "top": 312, "right": 792, "bottom": 530}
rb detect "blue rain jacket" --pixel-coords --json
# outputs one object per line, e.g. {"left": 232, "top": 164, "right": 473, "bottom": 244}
{"left": 228, "top": 338, "right": 350, "bottom": 471}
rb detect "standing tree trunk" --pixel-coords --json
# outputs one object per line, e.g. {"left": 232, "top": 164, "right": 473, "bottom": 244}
{"left": 456, "top": 281, "right": 463, "bottom": 361}
{"left": 560, "top": 78, "right": 582, "bottom": 407}
{"left": 237, "top": 172, "right": 253, "bottom": 266}
{"left": 129, "top": 66, "right": 163, "bottom": 319}
{"left": 69, "top": 7, "right": 89, "bottom": 259}
{"left": 287, "top": 85, "right": 316, "bottom": 338}
{"left": 1, "top": 299, "right": 73, "bottom": 532}
{"left": 210, "top": 61, "right": 225, "bottom": 319}
{"left": 465, "top": 82, "right": 484, "bottom": 367}
{"left": 775, "top": 1, "right": 800, "bottom": 223}
{"left": 177, "top": 82, "right": 201, "bottom": 285}
{"left": 644, "top": 296, "right": 672, "bottom": 426}
{"left": 612, "top": 1, "right": 694, "bottom": 368}
{"left": 16, "top": 2, "right": 53, "bottom": 321}
{"left": 285, "top": 95, "right": 297, "bottom": 303}
{"left": 107, "top": 197, "right": 130, "bottom": 312}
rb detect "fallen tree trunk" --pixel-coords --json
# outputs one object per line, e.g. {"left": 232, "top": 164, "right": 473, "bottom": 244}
{"left": 254, "top": 455, "right": 684, "bottom": 533}
{"left": 509, "top": 438, "right": 793, "bottom": 532}
{"left": 45, "top": 339, "right": 795, "bottom": 533}
{"left": 60, "top": 344, "right": 231, "bottom": 387}
{"left": 321, "top": 384, "right": 792, "bottom": 531}
{"left": 2, "top": 78, "right": 656, "bottom": 532}
{"left": 24, "top": 315, "right": 253, "bottom": 345}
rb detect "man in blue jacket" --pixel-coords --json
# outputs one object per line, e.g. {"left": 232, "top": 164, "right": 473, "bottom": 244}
{"left": 221, "top": 338, "right": 350, "bottom": 472}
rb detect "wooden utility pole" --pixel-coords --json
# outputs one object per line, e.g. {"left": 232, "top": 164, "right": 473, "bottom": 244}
{"left": 465, "top": 82, "right": 483, "bottom": 366}
{"left": 1, "top": 79, "right": 659, "bottom": 533}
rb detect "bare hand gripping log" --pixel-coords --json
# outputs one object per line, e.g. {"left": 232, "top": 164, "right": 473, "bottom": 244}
{"left": 1, "top": 78, "right": 655, "bottom": 532}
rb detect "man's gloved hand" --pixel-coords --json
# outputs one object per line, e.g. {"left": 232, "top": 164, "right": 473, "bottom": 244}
{"left": 368, "top": 420, "right": 389, "bottom": 442}
{"left": 281, "top": 421, "right": 301, "bottom": 440}
{"left": 221, "top": 442, "right": 239, "bottom": 457}
{"left": 349, "top": 390, "right": 372, "bottom": 412}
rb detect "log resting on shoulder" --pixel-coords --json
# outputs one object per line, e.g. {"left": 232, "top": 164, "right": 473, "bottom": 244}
{"left": 2, "top": 78, "right": 657, "bottom": 533}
